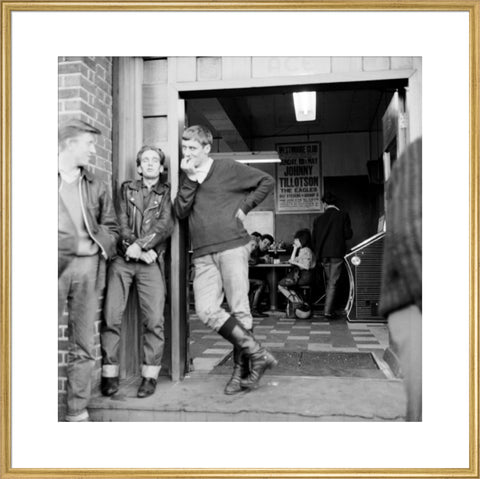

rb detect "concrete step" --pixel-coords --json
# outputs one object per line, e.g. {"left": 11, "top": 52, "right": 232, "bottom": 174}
{"left": 88, "top": 373, "right": 406, "bottom": 422}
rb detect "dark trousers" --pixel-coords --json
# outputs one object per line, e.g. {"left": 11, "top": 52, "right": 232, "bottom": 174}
{"left": 321, "top": 258, "right": 343, "bottom": 315}
{"left": 249, "top": 278, "right": 266, "bottom": 310}
{"left": 101, "top": 257, "right": 165, "bottom": 379}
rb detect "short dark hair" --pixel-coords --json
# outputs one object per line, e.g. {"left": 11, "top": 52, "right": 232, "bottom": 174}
{"left": 251, "top": 231, "right": 262, "bottom": 239}
{"left": 261, "top": 234, "right": 274, "bottom": 244}
{"left": 322, "top": 192, "right": 338, "bottom": 206}
{"left": 59, "top": 119, "right": 100, "bottom": 145}
{"left": 182, "top": 125, "right": 213, "bottom": 146}
{"left": 136, "top": 145, "right": 166, "bottom": 168}
{"left": 294, "top": 229, "right": 312, "bottom": 248}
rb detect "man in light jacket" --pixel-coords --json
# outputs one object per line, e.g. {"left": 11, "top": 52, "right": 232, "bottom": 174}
{"left": 58, "top": 119, "right": 119, "bottom": 422}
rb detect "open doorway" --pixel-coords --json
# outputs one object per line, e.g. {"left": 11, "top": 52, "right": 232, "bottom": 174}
{"left": 181, "top": 79, "right": 407, "bottom": 376}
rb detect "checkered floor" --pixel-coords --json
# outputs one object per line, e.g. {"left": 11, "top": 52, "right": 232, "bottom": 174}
{"left": 188, "top": 311, "right": 389, "bottom": 372}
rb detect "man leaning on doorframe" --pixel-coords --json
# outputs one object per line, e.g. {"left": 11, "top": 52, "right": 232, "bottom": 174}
{"left": 100, "top": 145, "right": 174, "bottom": 399}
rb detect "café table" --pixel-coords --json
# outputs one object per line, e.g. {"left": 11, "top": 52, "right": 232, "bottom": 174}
{"left": 249, "top": 262, "right": 292, "bottom": 311}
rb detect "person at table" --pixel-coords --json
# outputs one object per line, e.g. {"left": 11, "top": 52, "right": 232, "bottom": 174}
{"left": 249, "top": 233, "right": 274, "bottom": 317}
{"left": 312, "top": 192, "right": 353, "bottom": 319}
{"left": 173, "top": 124, "right": 277, "bottom": 395}
{"left": 278, "top": 229, "right": 316, "bottom": 305}
{"left": 247, "top": 231, "right": 262, "bottom": 254}
{"left": 249, "top": 233, "right": 274, "bottom": 265}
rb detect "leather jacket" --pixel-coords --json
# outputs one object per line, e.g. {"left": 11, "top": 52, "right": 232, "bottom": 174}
{"left": 118, "top": 178, "right": 174, "bottom": 258}
{"left": 58, "top": 168, "right": 119, "bottom": 275}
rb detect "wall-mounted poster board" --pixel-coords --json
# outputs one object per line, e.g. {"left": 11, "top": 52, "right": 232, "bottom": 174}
{"left": 276, "top": 142, "right": 322, "bottom": 213}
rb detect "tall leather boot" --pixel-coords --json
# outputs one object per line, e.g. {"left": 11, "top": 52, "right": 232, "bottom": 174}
{"left": 224, "top": 345, "right": 249, "bottom": 395}
{"left": 218, "top": 317, "right": 277, "bottom": 391}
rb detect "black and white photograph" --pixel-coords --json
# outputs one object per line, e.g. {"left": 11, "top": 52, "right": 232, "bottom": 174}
{"left": 2, "top": 4, "right": 477, "bottom": 477}
{"left": 57, "top": 55, "right": 422, "bottom": 423}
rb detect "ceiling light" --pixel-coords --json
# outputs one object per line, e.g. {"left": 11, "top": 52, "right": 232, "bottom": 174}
{"left": 210, "top": 151, "right": 281, "bottom": 164}
{"left": 293, "top": 91, "right": 316, "bottom": 121}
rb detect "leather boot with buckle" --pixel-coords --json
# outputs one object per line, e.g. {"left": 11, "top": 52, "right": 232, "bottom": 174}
{"left": 240, "top": 348, "right": 278, "bottom": 390}
{"left": 218, "top": 317, "right": 276, "bottom": 391}
{"left": 224, "top": 345, "right": 250, "bottom": 395}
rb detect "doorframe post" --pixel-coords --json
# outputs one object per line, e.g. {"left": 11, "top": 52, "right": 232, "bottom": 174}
{"left": 168, "top": 58, "right": 188, "bottom": 381}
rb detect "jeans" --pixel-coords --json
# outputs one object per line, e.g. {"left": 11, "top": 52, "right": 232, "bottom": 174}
{"left": 101, "top": 257, "right": 165, "bottom": 379}
{"left": 58, "top": 255, "right": 99, "bottom": 420}
{"left": 321, "top": 257, "right": 343, "bottom": 315}
{"left": 193, "top": 244, "right": 252, "bottom": 331}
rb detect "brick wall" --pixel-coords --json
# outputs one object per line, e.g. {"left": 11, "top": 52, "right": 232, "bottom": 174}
{"left": 58, "top": 56, "right": 113, "bottom": 420}
{"left": 58, "top": 56, "right": 113, "bottom": 183}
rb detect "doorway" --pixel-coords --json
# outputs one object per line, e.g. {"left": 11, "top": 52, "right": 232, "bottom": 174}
{"left": 180, "top": 80, "right": 406, "bottom": 376}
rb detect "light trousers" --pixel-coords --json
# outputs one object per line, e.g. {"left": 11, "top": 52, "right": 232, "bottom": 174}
{"left": 58, "top": 255, "right": 99, "bottom": 420}
{"left": 193, "top": 244, "right": 252, "bottom": 331}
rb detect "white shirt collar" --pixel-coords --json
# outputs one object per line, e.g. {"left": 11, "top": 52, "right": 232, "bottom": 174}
{"left": 196, "top": 157, "right": 214, "bottom": 184}
{"left": 59, "top": 168, "right": 81, "bottom": 184}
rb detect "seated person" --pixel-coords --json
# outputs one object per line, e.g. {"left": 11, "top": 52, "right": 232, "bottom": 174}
{"left": 249, "top": 233, "right": 274, "bottom": 265}
{"left": 249, "top": 233, "right": 274, "bottom": 317}
{"left": 247, "top": 231, "right": 262, "bottom": 255}
{"left": 278, "top": 229, "right": 316, "bottom": 306}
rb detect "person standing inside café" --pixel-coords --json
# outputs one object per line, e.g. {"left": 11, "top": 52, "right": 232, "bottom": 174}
{"left": 312, "top": 192, "right": 353, "bottom": 319}
{"left": 174, "top": 125, "right": 277, "bottom": 395}
{"left": 58, "top": 119, "right": 119, "bottom": 422}
{"left": 101, "top": 145, "right": 174, "bottom": 399}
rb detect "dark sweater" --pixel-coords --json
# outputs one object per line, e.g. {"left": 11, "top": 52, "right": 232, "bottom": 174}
{"left": 379, "top": 138, "right": 422, "bottom": 316}
{"left": 174, "top": 158, "right": 274, "bottom": 258}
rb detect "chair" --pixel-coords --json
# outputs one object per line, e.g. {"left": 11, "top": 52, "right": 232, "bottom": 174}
{"left": 296, "top": 284, "right": 312, "bottom": 304}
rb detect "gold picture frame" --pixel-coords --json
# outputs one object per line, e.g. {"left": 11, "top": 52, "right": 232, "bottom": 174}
{"left": 1, "top": 1, "right": 479, "bottom": 478}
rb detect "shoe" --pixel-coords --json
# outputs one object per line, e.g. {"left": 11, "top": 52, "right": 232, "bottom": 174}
{"left": 251, "top": 309, "right": 268, "bottom": 318}
{"left": 137, "top": 377, "right": 157, "bottom": 398}
{"left": 324, "top": 312, "right": 338, "bottom": 320}
{"left": 65, "top": 410, "right": 89, "bottom": 422}
{"left": 240, "top": 348, "right": 278, "bottom": 390}
{"left": 219, "top": 316, "right": 276, "bottom": 391}
{"left": 101, "top": 376, "right": 119, "bottom": 396}
{"left": 224, "top": 345, "right": 249, "bottom": 395}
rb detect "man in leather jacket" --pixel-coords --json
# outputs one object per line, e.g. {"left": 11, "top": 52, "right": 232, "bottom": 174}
{"left": 101, "top": 145, "right": 174, "bottom": 399}
{"left": 58, "top": 119, "right": 119, "bottom": 422}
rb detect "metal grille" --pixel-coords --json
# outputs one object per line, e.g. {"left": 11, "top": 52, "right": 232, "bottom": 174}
{"left": 346, "top": 234, "right": 386, "bottom": 322}
{"left": 354, "top": 237, "right": 384, "bottom": 319}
